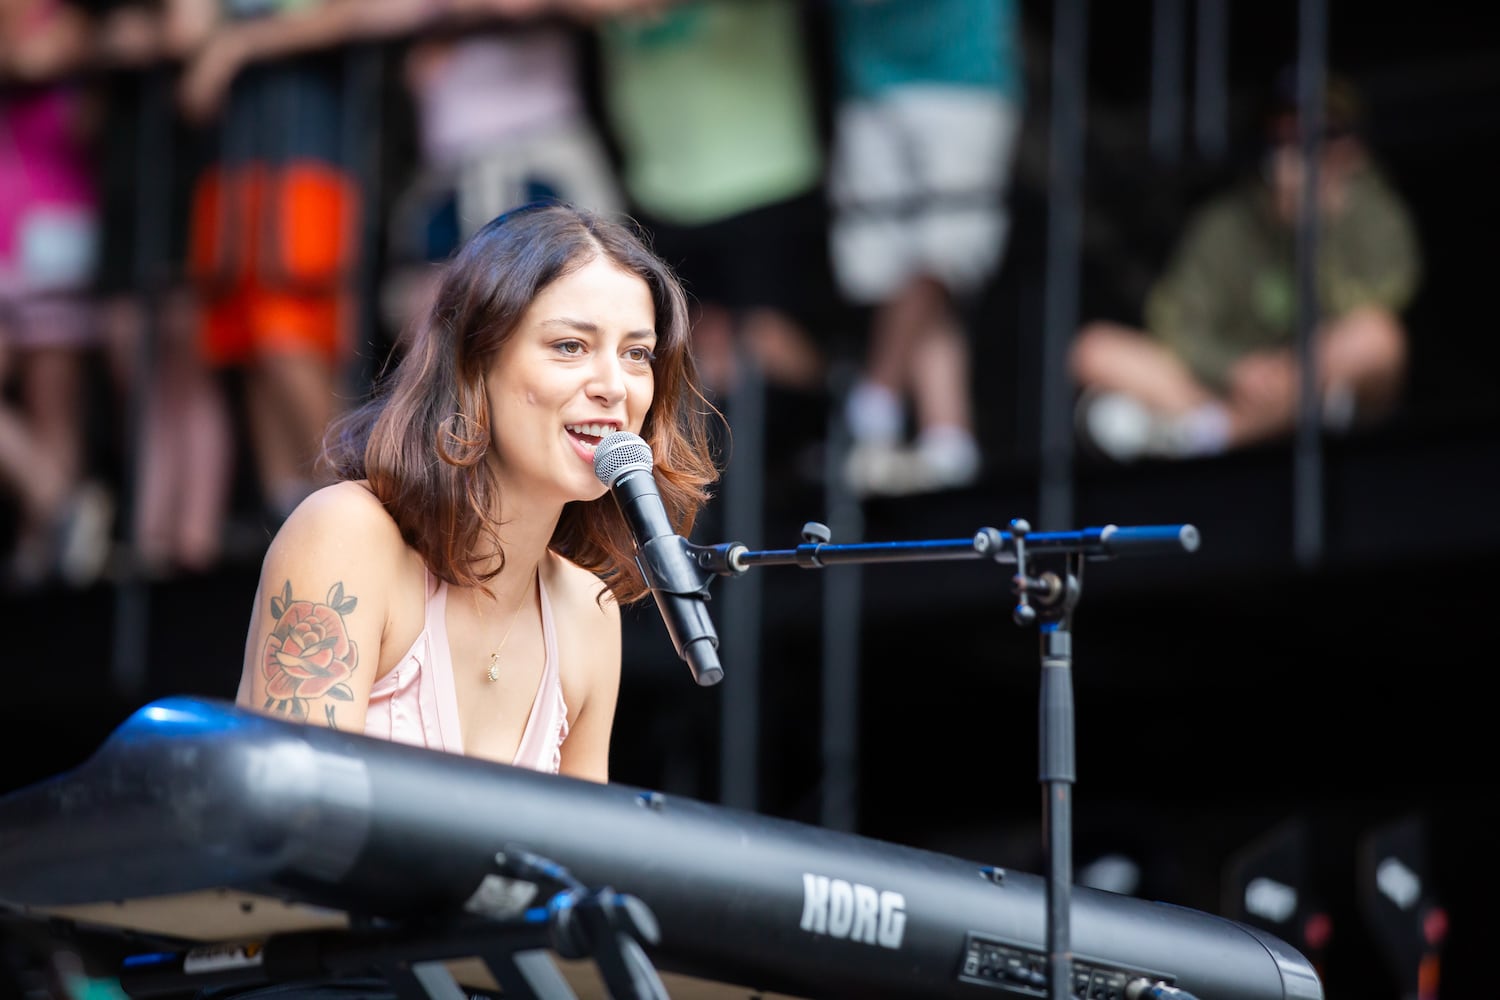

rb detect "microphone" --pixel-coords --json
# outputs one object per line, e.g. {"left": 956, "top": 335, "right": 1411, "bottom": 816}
{"left": 593, "top": 431, "right": 723, "bottom": 686}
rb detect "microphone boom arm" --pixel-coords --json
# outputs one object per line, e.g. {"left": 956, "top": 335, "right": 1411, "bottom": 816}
{"left": 700, "top": 522, "right": 1200, "bottom": 574}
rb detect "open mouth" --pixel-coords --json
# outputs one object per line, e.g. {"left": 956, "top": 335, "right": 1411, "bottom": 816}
{"left": 566, "top": 423, "right": 617, "bottom": 454}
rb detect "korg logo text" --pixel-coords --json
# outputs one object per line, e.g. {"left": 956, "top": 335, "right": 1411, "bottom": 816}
{"left": 799, "top": 873, "right": 906, "bottom": 949}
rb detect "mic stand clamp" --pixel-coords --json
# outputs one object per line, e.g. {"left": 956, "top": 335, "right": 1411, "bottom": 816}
{"left": 682, "top": 537, "right": 751, "bottom": 578}
{"left": 992, "top": 519, "right": 1083, "bottom": 1000}
{"left": 633, "top": 534, "right": 740, "bottom": 686}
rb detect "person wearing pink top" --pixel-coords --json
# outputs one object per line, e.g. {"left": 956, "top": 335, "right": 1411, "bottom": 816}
{"left": 235, "top": 202, "right": 720, "bottom": 782}
{"left": 0, "top": 0, "right": 113, "bottom": 588}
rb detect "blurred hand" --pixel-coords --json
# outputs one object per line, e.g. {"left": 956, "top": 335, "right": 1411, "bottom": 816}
{"left": 177, "top": 30, "right": 246, "bottom": 123}
{"left": 1228, "top": 349, "right": 1299, "bottom": 414}
{"left": 98, "top": 5, "right": 164, "bottom": 68}
{"left": 555, "top": 0, "right": 677, "bottom": 20}
{"left": 446, "top": 0, "right": 555, "bottom": 16}
{"left": 0, "top": 6, "right": 93, "bottom": 83}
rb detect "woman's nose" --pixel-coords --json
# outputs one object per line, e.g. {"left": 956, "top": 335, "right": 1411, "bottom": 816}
{"left": 588, "top": 354, "right": 628, "bottom": 405}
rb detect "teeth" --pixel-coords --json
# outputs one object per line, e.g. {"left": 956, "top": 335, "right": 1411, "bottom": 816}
{"left": 566, "top": 423, "right": 616, "bottom": 448}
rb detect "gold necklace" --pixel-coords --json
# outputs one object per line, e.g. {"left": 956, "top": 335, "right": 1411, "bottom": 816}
{"left": 484, "top": 567, "right": 537, "bottom": 683}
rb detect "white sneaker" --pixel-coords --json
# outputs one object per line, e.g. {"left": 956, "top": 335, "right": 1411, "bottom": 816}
{"left": 1077, "top": 391, "right": 1194, "bottom": 462}
{"left": 1079, "top": 391, "right": 1158, "bottom": 461}
{"left": 843, "top": 440, "right": 906, "bottom": 498}
{"left": 844, "top": 440, "right": 979, "bottom": 498}
{"left": 916, "top": 428, "right": 981, "bottom": 489}
{"left": 57, "top": 482, "right": 115, "bottom": 587}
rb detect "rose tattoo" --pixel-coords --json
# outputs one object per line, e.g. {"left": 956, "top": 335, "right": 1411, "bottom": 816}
{"left": 261, "top": 581, "right": 359, "bottom": 727}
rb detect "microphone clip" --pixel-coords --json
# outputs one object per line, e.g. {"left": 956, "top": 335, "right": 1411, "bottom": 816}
{"left": 637, "top": 534, "right": 716, "bottom": 598}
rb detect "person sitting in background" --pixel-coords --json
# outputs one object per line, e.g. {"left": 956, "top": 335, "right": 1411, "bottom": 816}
{"left": 237, "top": 203, "right": 719, "bottom": 782}
{"left": 1069, "top": 73, "right": 1421, "bottom": 462}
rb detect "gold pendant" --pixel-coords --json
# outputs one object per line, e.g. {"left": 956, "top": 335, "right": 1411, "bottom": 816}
{"left": 487, "top": 653, "right": 501, "bottom": 683}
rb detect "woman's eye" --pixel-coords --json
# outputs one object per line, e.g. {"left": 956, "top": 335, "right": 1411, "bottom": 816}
{"left": 556, "top": 340, "right": 584, "bottom": 356}
{"left": 626, "top": 347, "right": 657, "bottom": 364}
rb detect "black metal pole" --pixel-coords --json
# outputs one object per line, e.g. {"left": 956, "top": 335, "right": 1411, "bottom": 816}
{"left": 341, "top": 42, "right": 386, "bottom": 400}
{"left": 1037, "top": 0, "right": 1088, "bottom": 532}
{"left": 1040, "top": 621, "right": 1076, "bottom": 1000}
{"left": 1292, "top": 0, "right": 1328, "bottom": 568}
{"left": 110, "top": 64, "right": 172, "bottom": 700}
{"left": 719, "top": 345, "right": 765, "bottom": 813}
{"left": 820, "top": 361, "right": 864, "bottom": 832}
{"left": 1149, "top": 0, "right": 1186, "bottom": 165}
{"left": 1193, "top": 0, "right": 1230, "bottom": 163}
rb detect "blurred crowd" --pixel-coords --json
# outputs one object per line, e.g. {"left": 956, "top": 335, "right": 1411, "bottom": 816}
{"left": 0, "top": 0, "right": 1421, "bottom": 596}
{"left": 0, "top": 0, "right": 1035, "bottom": 595}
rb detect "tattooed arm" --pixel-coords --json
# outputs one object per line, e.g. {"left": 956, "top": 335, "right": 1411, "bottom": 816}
{"left": 237, "top": 482, "right": 412, "bottom": 732}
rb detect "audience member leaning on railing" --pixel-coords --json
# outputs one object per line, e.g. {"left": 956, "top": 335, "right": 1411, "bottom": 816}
{"left": 0, "top": 0, "right": 255, "bottom": 592}
{"left": 0, "top": 0, "right": 691, "bottom": 592}
{"left": 165, "top": 0, "right": 641, "bottom": 549}
{"left": 0, "top": 0, "right": 113, "bottom": 591}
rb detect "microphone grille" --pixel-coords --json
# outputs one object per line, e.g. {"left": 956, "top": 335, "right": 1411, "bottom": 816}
{"left": 593, "top": 430, "right": 653, "bottom": 486}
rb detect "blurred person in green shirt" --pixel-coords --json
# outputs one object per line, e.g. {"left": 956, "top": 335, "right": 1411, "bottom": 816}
{"left": 1070, "top": 73, "right": 1421, "bottom": 462}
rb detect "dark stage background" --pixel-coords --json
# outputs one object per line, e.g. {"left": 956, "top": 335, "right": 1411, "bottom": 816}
{"left": 3, "top": 2, "right": 1499, "bottom": 999}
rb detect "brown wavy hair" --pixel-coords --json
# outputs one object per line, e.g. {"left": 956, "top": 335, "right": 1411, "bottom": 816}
{"left": 323, "top": 202, "right": 720, "bottom": 605}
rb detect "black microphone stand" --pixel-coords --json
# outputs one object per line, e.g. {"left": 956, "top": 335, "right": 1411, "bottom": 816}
{"left": 1006, "top": 519, "right": 1083, "bottom": 1000}
{"left": 667, "top": 518, "right": 1200, "bottom": 1000}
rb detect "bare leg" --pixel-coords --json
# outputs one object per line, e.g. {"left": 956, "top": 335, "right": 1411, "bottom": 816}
{"left": 0, "top": 403, "right": 65, "bottom": 516}
{"left": 691, "top": 302, "right": 737, "bottom": 397}
{"left": 0, "top": 330, "right": 61, "bottom": 515}
{"left": 99, "top": 295, "right": 145, "bottom": 394}
{"left": 1068, "top": 320, "right": 1218, "bottom": 416}
{"left": 173, "top": 365, "right": 233, "bottom": 570}
{"left": 1218, "top": 306, "right": 1408, "bottom": 449}
{"left": 864, "top": 275, "right": 944, "bottom": 395}
{"left": 1, "top": 339, "right": 103, "bottom": 584}
{"left": 22, "top": 346, "right": 86, "bottom": 500}
{"left": 247, "top": 347, "right": 340, "bottom": 519}
{"left": 741, "top": 307, "right": 825, "bottom": 392}
{"left": 845, "top": 275, "right": 980, "bottom": 492}
{"left": 904, "top": 281, "right": 973, "bottom": 435}
{"left": 1317, "top": 305, "right": 1408, "bottom": 421}
{"left": 1068, "top": 321, "right": 1241, "bottom": 460}
{"left": 132, "top": 290, "right": 233, "bottom": 572}
{"left": 1222, "top": 359, "right": 1299, "bottom": 447}
{"left": 101, "top": 293, "right": 168, "bottom": 568}
{"left": 844, "top": 276, "right": 946, "bottom": 448}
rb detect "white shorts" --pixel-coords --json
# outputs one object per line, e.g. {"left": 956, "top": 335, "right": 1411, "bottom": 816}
{"left": 389, "top": 116, "right": 626, "bottom": 263}
{"left": 828, "top": 86, "right": 1021, "bottom": 304}
{"left": 451, "top": 117, "right": 626, "bottom": 232}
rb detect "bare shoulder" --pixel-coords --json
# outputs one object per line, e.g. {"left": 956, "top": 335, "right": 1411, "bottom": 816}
{"left": 542, "top": 550, "right": 621, "bottom": 634}
{"left": 544, "top": 551, "right": 623, "bottom": 782}
{"left": 239, "top": 481, "right": 418, "bottom": 729}
{"left": 258, "top": 480, "right": 416, "bottom": 633}
{"left": 275, "top": 481, "right": 405, "bottom": 550}
{"left": 543, "top": 549, "right": 622, "bottom": 709}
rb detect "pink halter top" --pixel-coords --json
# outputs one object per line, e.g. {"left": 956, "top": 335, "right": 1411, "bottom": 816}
{"left": 364, "top": 570, "right": 569, "bottom": 774}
